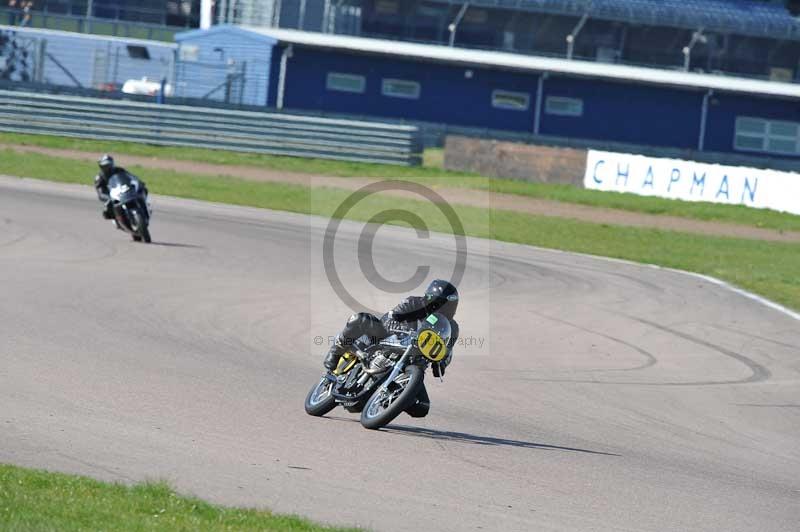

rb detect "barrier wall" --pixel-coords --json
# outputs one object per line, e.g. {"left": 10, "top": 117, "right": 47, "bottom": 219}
{"left": 443, "top": 136, "right": 586, "bottom": 185}
{"left": 584, "top": 150, "right": 800, "bottom": 215}
{"left": 0, "top": 90, "right": 423, "bottom": 166}
{"left": 445, "top": 135, "right": 800, "bottom": 215}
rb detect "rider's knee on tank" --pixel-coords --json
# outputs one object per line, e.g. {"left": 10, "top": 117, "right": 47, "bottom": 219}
{"left": 346, "top": 312, "right": 378, "bottom": 326}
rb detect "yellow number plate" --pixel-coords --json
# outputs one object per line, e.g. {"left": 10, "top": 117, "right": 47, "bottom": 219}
{"left": 417, "top": 330, "right": 447, "bottom": 362}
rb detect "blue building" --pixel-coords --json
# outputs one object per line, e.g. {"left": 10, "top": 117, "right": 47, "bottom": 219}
{"left": 174, "top": 26, "right": 800, "bottom": 164}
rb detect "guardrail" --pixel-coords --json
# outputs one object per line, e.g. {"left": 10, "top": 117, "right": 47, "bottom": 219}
{"left": 0, "top": 90, "right": 423, "bottom": 166}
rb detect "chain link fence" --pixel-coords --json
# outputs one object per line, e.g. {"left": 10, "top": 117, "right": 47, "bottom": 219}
{"left": 0, "top": 24, "right": 174, "bottom": 91}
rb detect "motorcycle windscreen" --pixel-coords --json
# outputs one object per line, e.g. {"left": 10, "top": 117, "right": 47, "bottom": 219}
{"left": 108, "top": 172, "right": 140, "bottom": 203}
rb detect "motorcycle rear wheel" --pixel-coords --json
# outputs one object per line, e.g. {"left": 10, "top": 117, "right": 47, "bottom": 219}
{"left": 360, "top": 365, "right": 424, "bottom": 430}
{"left": 304, "top": 376, "right": 337, "bottom": 417}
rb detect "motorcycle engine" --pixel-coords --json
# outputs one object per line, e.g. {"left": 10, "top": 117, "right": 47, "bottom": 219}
{"left": 368, "top": 351, "right": 394, "bottom": 372}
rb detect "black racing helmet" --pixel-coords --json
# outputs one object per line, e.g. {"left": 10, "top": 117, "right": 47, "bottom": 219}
{"left": 424, "top": 279, "right": 459, "bottom": 320}
{"left": 98, "top": 154, "right": 115, "bottom": 177}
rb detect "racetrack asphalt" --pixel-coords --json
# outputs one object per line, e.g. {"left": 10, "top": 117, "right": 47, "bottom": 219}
{"left": 1, "top": 175, "right": 799, "bottom": 532}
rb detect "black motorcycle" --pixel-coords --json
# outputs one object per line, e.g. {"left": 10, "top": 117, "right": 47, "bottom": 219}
{"left": 108, "top": 172, "right": 151, "bottom": 243}
{"left": 305, "top": 312, "right": 451, "bottom": 429}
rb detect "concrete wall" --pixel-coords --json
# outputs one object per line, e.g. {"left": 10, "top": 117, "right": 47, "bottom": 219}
{"left": 444, "top": 136, "right": 587, "bottom": 185}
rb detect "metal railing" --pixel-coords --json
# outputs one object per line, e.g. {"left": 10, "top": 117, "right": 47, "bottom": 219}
{"left": 0, "top": 90, "right": 423, "bottom": 166}
{"left": 0, "top": 8, "right": 185, "bottom": 42}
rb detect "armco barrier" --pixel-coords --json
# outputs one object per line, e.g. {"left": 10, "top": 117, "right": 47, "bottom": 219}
{"left": 0, "top": 91, "right": 423, "bottom": 166}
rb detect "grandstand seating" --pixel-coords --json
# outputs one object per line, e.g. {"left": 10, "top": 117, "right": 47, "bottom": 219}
{"left": 357, "top": 0, "right": 800, "bottom": 80}
{"left": 443, "top": 0, "right": 800, "bottom": 40}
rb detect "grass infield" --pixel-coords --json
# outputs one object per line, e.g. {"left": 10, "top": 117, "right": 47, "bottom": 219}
{"left": 2, "top": 133, "right": 799, "bottom": 233}
{"left": 0, "top": 464, "right": 359, "bottom": 531}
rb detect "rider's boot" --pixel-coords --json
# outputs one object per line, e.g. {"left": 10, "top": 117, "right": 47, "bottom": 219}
{"left": 323, "top": 335, "right": 346, "bottom": 371}
{"left": 406, "top": 383, "right": 431, "bottom": 418}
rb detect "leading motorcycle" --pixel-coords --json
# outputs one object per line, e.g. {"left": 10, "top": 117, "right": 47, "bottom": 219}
{"left": 108, "top": 172, "right": 152, "bottom": 243}
{"left": 304, "top": 312, "right": 451, "bottom": 430}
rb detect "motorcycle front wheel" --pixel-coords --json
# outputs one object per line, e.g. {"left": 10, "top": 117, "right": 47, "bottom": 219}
{"left": 129, "top": 207, "right": 151, "bottom": 243}
{"left": 141, "top": 223, "right": 152, "bottom": 243}
{"left": 360, "top": 365, "right": 424, "bottom": 430}
{"left": 304, "top": 376, "right": 337, "bottom": 417}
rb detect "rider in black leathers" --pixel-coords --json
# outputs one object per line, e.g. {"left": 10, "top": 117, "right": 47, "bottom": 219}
{"left": 323, "top": 279, "right": 460, "bottom": 418}
{"left": 94, "top": 154, "right": 148, "bottom": 220}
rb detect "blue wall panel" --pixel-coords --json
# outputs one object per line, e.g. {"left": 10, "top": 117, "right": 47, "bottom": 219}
{"left": 540, "top": 77, "right": 704, "bottom": 149}
{"left": 705, "top": 93, "right": 800, "bottom": 155}
{"left": 282, "top": 47, "right": 539, "bottom": 132}
{"left": 175, "top": 26, "right": 275, "bottom": 106}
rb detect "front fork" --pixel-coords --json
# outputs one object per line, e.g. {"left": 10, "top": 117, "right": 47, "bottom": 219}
{"left": 379, "top": 344, "right": 414, "bottom": 392}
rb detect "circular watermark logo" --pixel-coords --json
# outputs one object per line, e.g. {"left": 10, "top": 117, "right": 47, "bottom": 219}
{"left": 322, "top": 180, "right": 467, "bottom": 315}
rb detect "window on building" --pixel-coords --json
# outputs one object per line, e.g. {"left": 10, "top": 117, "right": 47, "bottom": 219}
{"left": 179, "top": 44, "right": 199, "bottom": 62}
{"left": 735, "top": 116, "right": 800, "bottom": 155}
{"left": 491, "top": 90, "right": 530, "bottom": 111}
{"left": 381, "top": 78, "right": 421, "bottom": 99}
{"left": 545, "top": 96, "right": 583, "bottom": 117}
{"left": 326, "top": 73, "right": 366, "bottom": 94}
{"left": 464, "top": 9, "right": 489, "bottom": 24}
{"left": 375, "top": 0, "right": 399, "bottom": 15}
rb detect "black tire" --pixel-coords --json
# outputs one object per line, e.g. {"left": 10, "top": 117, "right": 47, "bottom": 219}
{"left": 141, "top": 224, "right": 151, "bottom": 243}
{"left": 129, "top": 208, "right": 151, "bottom": 244}
{"left": 360, "top": 365, "right": 424, "bottom": 430}
{"left": 304, "top": 376, "right": 337, "bottom": 417}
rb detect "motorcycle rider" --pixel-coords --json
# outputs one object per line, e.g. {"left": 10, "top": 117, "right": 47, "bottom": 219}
{"left": 94, "top": 154, "right": 148, "bottom": 220}
{"left": 323, "top": 279, "right": 460, "bottom": 417}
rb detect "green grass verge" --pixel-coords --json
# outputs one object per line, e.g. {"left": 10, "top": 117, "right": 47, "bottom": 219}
{"left": 2, "top": 133, "right": 799, "bottom": 233}
{"left": 0, "top": 133, "right": 466, "bottom": 180}
{"left": 0, "top": 463, "right": 358, "bottom": 531}
{"left": 2, "top": 149, "right": 799, "bottom": 311}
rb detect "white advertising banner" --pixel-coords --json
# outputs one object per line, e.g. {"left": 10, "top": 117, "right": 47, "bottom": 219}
{"left": 584, "top": 150, "right": 800, "bottom": 215}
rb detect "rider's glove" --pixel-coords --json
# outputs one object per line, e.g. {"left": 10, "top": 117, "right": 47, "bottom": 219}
{"left": 383, "top": 312, "right": 411, "bottom": 334}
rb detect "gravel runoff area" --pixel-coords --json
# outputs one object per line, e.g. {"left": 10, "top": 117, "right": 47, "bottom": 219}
{"left": 3, "top": 143, "right": 799, "bottom": 243}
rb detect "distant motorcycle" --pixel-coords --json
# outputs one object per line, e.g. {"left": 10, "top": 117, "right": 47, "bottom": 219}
{"left": 108, "top": 172, "right": 152, "bottom": 243}
{"left": 304, "top": 312, "right": 452, "bottom": 429}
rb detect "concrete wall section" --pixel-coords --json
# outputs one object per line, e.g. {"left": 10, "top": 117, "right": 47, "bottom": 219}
{"left": 444, "top": 136, "right": 587, "bottom": 185}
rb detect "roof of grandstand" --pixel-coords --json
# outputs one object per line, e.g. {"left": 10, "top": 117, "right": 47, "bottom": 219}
{"left": 433, "top": 0, "right": 800, "bottom": 41}
{"left": 234, "top": 26, "right": 800, "bottom": 100}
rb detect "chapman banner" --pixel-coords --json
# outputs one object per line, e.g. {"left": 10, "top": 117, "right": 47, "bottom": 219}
{"left": 584, "top": 150, "right": 800, "bottom": 215}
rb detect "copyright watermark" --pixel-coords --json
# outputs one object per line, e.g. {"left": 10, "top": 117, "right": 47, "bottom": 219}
{"left": 321, "top": 180, "right": 468, "bottom": 316}
{"left": 313, "top": 334, "right": 487, "bottom": 351}
{"left": 309, "top": 177, "right": 492, "bottom": 357}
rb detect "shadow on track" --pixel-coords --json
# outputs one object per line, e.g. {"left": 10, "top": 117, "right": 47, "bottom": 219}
{"left": 326, "top": 417, "right": 618, "bottom": 456}
{"left": 148, "top": 242, "right": 205, "bottom": 249}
